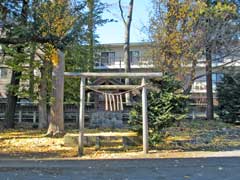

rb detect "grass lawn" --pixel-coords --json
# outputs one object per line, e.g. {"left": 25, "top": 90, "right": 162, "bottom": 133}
{"left": 0, "top": 120, "right": 240, "bottom": 159}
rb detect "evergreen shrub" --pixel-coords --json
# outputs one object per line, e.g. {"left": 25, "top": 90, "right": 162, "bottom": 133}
{"left": 128, "top": 76, "right": 188, "bottom": 146}
{"left": 217, "top": 73, "right": 240, "bottom": 123}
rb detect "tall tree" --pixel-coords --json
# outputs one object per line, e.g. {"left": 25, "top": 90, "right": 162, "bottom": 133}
{"left": 87, "top": 0, "right": 94, "bottom": 71}
{"left": 86, "top": 0, "right": 109, "bottom": 70}
{"left": 149, "top": 0, "right": 239, "bottom": 120}
{"left": 0, "top": 0, "right": 109, "bottom": 133}
{"left": 119, "top": 0, "right": 134, "bottom": 105}
{"left": 0, "top": 0, "right": 83, "bottom": 134}
{"left": 149, "top": 0, "right": 204, "bottom": 91}
{"left": 3, "top": 0, "right": 29, "bottom": 128}
{"left": 37, "top": 0, "right": 75, "bottom": 136}
{"left": 64, "top": 0, "right": 109, "bottom": 104}
{"left": 198, "top": 0, "right": 239, "bottom": 120}
{"left": 47, "top": 49, "right": 65, "bottom": 136}
{"left": 38, "top": 54, "right": 50, "bottom": 129}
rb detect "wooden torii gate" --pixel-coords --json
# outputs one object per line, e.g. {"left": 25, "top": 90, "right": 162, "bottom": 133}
{"left": 64, "top": 72, "right": 162, "bottom": 156}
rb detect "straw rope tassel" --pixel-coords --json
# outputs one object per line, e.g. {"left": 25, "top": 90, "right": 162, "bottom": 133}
{"left": 120, "top": 94, "right": 123, "bottom": 111}
{"left": 116, "top": 95, "right": 120, "bottom": 111}
{"left": 112, "top": 94, "right": 116, "bottom": 111}
{"left": 108, "top": 94, "right": 113, "bottom": 111}
{"left": 85, "top": 84, "right": 147, "bottom": 112}
{"left": 105, "top": 93, "right": 108, "bottom": 111}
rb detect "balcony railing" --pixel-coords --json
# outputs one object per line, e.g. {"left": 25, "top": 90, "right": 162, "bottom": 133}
{"left": 94, "top": 56, "right": 153, "bottom": 69}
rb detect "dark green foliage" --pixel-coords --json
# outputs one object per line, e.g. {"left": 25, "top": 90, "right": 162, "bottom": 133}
{"left": 217, "top": 73, "right": 240, "bottom": 123}
{"left": 129, "top": 76, "right": 188, "bottom": 145}
{"left": 64, "top": 44, "right": 88, "bottom": 104}
{"left": 64, "top": 0, "right": 110, "bottom": 104}
{"left": 2, "top": 44, "right": 40, "bottom": 101}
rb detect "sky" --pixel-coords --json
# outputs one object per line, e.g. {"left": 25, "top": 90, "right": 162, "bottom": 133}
{"left": 96, "top": 0, "right": 151, "bottom": 44}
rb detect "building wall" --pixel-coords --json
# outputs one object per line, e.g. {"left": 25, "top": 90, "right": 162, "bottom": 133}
{"left": 95, "top": 42, "right": 153, "bottom": 70}
{"left": 0, "top": 66, "right": 11, "bottom": 97}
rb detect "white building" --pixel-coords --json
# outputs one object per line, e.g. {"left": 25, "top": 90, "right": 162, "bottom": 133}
{"left": 94, "top": 42, "right": 153, "bottom": 70}
{"left": 95, "top": 42, "right": 240, "bottom": 95}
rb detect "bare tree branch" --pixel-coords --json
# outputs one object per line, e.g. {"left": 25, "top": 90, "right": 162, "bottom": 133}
{"left": 118, "top": 0, "right": 126, "bottom": 25}
{"left": 0, "top": 35, "right": 61, "bottom": 47}
{"left": 193, "top": 58, "right": 240, "bottom": 81}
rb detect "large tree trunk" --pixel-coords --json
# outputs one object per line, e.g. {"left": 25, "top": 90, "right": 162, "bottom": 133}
{"left": 119, "top": 0, "right": 134, "bottom": 105}
{"left": 206, "top": 45, "right": 214, "bottom": 120}
{"left": 4, "top": 71, "right": 21, "bottom": 128}
{"left": 38, "top": 60, "right": 49, "bottom": 129}
{"left": 47, "top": 50, "right": 65, "bottom": 136}
{"left": 3, "top": 0, "right": 28, "bottom": 128}
{"left": 86, "top": 0, "right": 95, "bottom": 104}
{"left": 87, "top": 0, "right": 94, "bottom": 71}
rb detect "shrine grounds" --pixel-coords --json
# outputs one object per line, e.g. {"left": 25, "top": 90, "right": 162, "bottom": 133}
{"left": 1, "top": 119, "right": 240, "bottom": 159}
{"left": 1, "top": 119, "right": 240, "bottom": 179}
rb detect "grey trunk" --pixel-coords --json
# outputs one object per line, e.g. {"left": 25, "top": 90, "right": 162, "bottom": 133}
{"left": 120, "top": 0, "right": 134, "bottom": 105}
{"left": 47, "top": 50, "right": 65, "bottom": 136}
{"left": 124, "top": 15, "right": 131, "bottom": 104}
{"left": 4, "top": 71, "right": 21, "bottom": 128}
{"left": 38, "top": 60, "right": 49, "bottom": 129}
{"left": 87, "top": 0, "right": 94, "bottom": 71}
{"left": 206, "top": 46, "right": 214, "bottom": 120}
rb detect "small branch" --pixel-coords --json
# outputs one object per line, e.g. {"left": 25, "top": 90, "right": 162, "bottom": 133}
{"left": 193, "top": 58, "right": 240, "bottom": 81}
{"left": 212, "top": 58, "right": 240, "bottom": 71}
{"left": 0, "top": 34, "right": 66, "bottom": 50}
{"left": 0, "top": 36, "right": 53, "bottom": 45}
{"left": 119, "top": 0, "right": 126, "bottom": 25}
{"left": 127, "top": 0, "right": 134, "bottom": 28}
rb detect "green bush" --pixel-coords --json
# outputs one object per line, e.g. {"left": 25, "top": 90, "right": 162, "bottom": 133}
{"left": 128, "top": 76, "right": 188, "bottom": 146}
{"left": 217, "top": 73, "right": 240, "bottom": 123}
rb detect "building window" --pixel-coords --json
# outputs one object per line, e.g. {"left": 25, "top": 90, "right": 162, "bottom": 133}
{"left": 192, "top": 76, "right": 206, "bottom": 92}
{"left": 130, "top": 51, "right": 140, "bottom": 64}
{"left": 100, "top": 52, "right": 115, "bottom": 65}
{"left": 0, "top": 68, "right": 8, "bottom": 79}
{"left": 192, "top": 73, "right": 224, "bottom": 92}
{"left": 212, "top": 53, "right": 224, "bottom": 63}
{"left": 212, "top": 73, "right": 224, "bottom": 90}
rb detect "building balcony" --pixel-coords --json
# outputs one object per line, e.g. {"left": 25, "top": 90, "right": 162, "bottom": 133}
{"left": 94, "top": 57, "right": 154, "bottom": 70}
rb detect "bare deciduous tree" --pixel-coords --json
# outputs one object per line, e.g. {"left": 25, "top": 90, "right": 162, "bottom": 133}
{"left": 119, "top": 0, "right": 134, "bottom": 105}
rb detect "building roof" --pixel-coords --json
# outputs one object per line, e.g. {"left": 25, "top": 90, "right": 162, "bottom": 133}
{"left": 98, "top": 42, "right": 151, "bottom": 48}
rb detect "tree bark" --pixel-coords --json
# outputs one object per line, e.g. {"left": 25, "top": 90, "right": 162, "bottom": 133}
{"left": 86, "top": 0, "right": 95, "bottom": 105}
{"left": 87, "top": 0, "right": 94, "bottom": 71}
{"left": 47, "top": 50, "right": 65, "bottom": 136}
{"left": 119, "top": 0, "right": 134, "bottom": 105}
{"left": 122, "top": 0, "right": 133, "bottom": 73}
{"left": 4, "top": 71, "right": 21, "bottom": 128}
{"left": 38, "top": 60, "right": 49, "bottom": 129}
{"left": 206, "top": 45, "right": 214, "bottom": 120}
